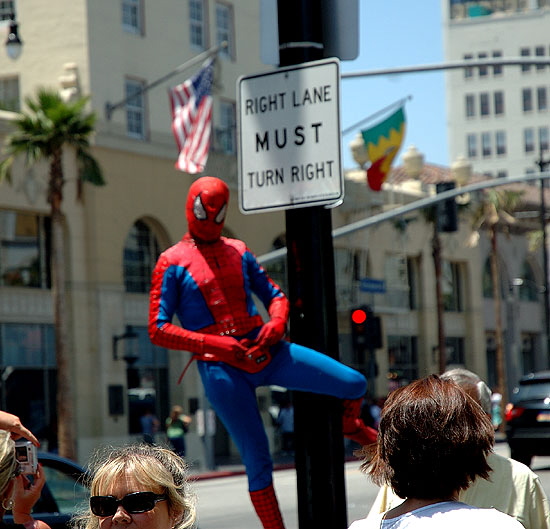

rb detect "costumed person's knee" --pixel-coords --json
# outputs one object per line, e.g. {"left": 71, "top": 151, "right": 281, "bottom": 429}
{"left": 347, "top": 370, "right": 368, "bottom": 399}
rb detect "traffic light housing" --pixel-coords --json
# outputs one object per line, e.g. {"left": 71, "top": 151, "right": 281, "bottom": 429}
{"left": 350, "top": 305, "right": 382, "bottom": 351}
{"left": 436, "top": 181, "right": 458, "bottom": 233}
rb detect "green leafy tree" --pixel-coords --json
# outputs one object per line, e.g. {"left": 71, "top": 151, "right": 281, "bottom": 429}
{"left": 469, "top": 188, "right": 524, "bottom": 410}
{"left": 0, "top": 88, "right": 104, "bottom": 459}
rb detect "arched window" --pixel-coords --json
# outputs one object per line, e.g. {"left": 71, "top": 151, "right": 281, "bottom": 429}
{"left": 518, "top": 261, "right": 539, "bottom": 302}
{"left": 123, "top": 220, "right": 161, "bottom": 293}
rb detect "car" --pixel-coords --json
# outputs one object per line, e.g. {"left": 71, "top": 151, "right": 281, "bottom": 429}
{"left": 505, "top": 370, "right": 550, "bottom": 467}
{"left": 4, "top": 452, "right": 89, "bottom": 529}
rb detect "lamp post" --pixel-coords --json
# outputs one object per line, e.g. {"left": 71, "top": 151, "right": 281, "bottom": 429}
{"left": 535, "top": 153, "right": 550, "bottom": 363}
{"left": 5, "top": 14, "right": 22, "bottom": 60}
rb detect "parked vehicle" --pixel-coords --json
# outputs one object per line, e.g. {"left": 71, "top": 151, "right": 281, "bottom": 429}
{"left": 505, "top": 371, "right": 550, "bottom": 467}
{"left": 4, "top": 452, "right": 88, "bottom": 529}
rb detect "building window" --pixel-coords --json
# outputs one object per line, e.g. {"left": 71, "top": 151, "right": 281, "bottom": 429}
{"left": 492, "top": 50, "right": 503, "bottom": 75}
{"left": 535, "top": 45, "right": 546, "bottom": 71}
{"left": 123, "top": 220, "right": 161, "bottom": 293}
{"left": 479, "top": 92, "right": 489, "bottom": 116}
{"left": 189, "top": 0, "right": 206, "bottom": 49}
{"left": 521, "top": 47, "right": 531, "bottom": 72}
{"left": 387, "top": 335, "right": 418, "bottom": 389}
{"left": 518, "top": 262, "right": 539, "bottom": 302}
{"left": 467, "top": 133, "right": 477, "bottom": 158}
{"left": 524, "top": 128, "right": 535, "bottom": 152}
{"left": 537, "top": 86, "right": 547, "bottom": 111}
{"left": 445, "top": 336, "right": 465, "bottom": 365}
{"left": 496, "top": 170, "right": 507, "bottom": 178}
{"left": 465, "top": 94, "right": 475, "bottom": 117}
{"left": 524, "top": 88, "right": 535, "bottom": 111}
{"left": 442, "top": 261, "right": 462, "bottom": 312}
{"left": 0, "top": 2, "right": 14, "bottom": 20}
{"left": 481, "top": 132, "right": 492, "bottom": 157}
{"left": 463, "top": 53, "right": 473, "bottom": 78}
{"left": 0, "top": 323, "right": 57, "bottom": 449}
{"left": 495, "top": 130, "right": 506, "bottom": 155}
{"left": 127, "top": 327, "right": 169, "bottom": 436}
{"left": 383, "top": 254, "right": 410, "bottom": 309}
{"left": 216, "top": 100, "right": 236, "bottom": 154}
{"left": 0, "top": 76, "right": 19, "bottom": 112}
{"left": 0, "top": 211, "right": 50, "bottom": 288}
{"left": 478, "top": 52, "right": 488, "bottom": 77}
{"left": 494, "top": 91, "right": 504, "bottom": 115}
{"left": 125, "top": 79, "right": 146, "bottom": 140}
{"left": 122, "top": 0, "right": 143, "bottom": 35}
{"left": 539, "top": 126, "right": 549, "bottom": 153}
{"left": 216, "top": 2, "right": 234, "bottom": 60}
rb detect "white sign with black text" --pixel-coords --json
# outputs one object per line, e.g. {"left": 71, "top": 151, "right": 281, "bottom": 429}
{"left": 237, "top": 58, "right": 343, "bottom": 214}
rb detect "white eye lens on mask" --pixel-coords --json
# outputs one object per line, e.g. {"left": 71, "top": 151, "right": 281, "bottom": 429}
{"left": 193, "top": 195, "right": 207, "bottom": 220}
{"left": 215, "top": 204, "right": 227, "bottom": 224}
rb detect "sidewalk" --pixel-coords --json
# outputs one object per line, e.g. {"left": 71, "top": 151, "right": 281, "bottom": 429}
{"left": 189, "top": 434, "right": 509, "bottom": 481}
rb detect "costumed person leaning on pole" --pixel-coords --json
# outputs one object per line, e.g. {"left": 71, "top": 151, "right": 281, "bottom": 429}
{"left": 148, "top": 176, "right": 377, "bottom": 529}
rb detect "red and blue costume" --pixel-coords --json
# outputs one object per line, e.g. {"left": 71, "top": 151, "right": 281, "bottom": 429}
{"left": 149, "top": 177, "right": 376, "bottom": 529}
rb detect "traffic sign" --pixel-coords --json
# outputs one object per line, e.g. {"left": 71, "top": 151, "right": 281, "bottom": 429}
{"left": 237, "top": 58, "right": 343, "bottom": 214}
{"left": 360, "top": 278, "right": 386, "bottom": 294}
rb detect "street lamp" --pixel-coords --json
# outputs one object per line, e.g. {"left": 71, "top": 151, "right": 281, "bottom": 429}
{"left": 5, "top": 14, "right": 22, "bottom": 60}
{"left": 112, "top": 325, "right": 139, "bottom": 361}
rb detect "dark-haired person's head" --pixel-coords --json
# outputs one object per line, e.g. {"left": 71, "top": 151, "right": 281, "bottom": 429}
{"left": 362, "top": 374, "right": 494, "bottom": 500}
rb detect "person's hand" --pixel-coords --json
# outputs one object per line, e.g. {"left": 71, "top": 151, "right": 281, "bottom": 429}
{"left": 254, "top": 318, "right": 286, "bottom": 348}
{"left": 202, "top": 334, "right": 248, "bottom": 361}
{"left": 0, "top": 411, "right": 39, "bottom": 447}
{"left": 12, "top": 464, "right": 46, "bottom": 524}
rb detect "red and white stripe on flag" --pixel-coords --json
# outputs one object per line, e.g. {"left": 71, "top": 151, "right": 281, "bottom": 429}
{"left": 169, "top": 58, "right": 214, "bottom": 174}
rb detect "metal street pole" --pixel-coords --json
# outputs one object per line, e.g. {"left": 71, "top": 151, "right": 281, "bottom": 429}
{"left": 535, "top": 153, "right": 550, "bottom": 363}
{"left": 277, "top": 1, "right": 347, "bottom": 528}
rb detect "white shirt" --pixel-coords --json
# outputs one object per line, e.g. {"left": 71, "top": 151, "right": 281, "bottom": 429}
{"left": 349, "top": 501, "right": 524, "bottom": 529}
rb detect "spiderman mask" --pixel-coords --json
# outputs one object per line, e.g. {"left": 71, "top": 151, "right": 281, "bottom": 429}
{"left": 186, "top": 176, "right": 229, "bottom": 242}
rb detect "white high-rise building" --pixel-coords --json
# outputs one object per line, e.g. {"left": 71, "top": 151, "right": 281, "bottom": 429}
{"left": 443, "top": 0, "right": 550, "bottom": 179}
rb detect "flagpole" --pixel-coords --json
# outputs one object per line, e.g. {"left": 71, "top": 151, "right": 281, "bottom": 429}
{"left": 341, "top": 94, "right": 412, "bottom": 136}
{"left": 104, "top": 41, "right": 227, "bottom": 120}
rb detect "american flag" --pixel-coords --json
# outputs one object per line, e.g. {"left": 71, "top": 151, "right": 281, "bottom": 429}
{"left": 169, "top": 58, "right": 214, "bottom": 174}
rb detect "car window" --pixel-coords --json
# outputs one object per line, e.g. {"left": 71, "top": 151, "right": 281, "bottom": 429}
{"left": 41, "top": 465, "right": 89, "bottom": 514}
{"left": 515, "top": 381, "right": 550, "bottom": 400}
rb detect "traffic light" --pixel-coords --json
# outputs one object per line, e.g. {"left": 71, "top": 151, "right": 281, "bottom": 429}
{"left": 436, "top": 181, "right": 458, "bottom": 233}
{"left": 350, "top": 305, "right": 382, "bottom": 351}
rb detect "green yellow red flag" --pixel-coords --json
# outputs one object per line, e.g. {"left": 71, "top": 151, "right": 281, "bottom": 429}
{"left": 361, "top": 107, "right": 406, "bottom": 191}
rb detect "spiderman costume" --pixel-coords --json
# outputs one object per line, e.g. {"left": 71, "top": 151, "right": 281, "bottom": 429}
{"left": 149, "top": 176, "right": 377, "bottom": 529}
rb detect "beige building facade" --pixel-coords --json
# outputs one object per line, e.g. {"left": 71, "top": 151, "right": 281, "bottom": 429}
{"left": 0, "top": 0, "right": 546, "bottom": 467}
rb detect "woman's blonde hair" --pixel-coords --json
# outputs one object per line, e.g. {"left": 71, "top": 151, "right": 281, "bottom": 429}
{"left": 73, "top": 444, "right": 196, "bottom": 529}
{"left": 0, "top": 430, "right": 16, "bottom": 496}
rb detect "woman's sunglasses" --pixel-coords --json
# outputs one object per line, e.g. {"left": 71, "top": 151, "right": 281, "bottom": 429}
{"left": 90, "top": 491, "right": 167, "bottom": 517}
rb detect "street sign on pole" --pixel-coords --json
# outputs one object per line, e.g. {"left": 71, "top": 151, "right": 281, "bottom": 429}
{"left": 360, "top": 277, "right": 386, "bottom": 294}
{"left": 237, "top": 58, "right": 343, "bottom": 213}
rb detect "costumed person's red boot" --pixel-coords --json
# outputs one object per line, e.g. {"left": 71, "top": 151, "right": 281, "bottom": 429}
{"left": 342, "top": 398, "right": 378, "bottom": 446}
{"left": 250, "top": 483, "right": 286, "bottom": 529}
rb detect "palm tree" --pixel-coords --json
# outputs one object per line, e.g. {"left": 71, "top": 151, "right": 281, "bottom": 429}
{"left": 469, "top": 188, "right": 524, "bottom": 409}
{"left": 0, "top": 88, "right": 104, "bottom": 459}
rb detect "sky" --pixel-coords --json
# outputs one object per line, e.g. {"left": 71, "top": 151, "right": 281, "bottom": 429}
{"left": 339, "top": 0, "right": 449, "bottom": 171}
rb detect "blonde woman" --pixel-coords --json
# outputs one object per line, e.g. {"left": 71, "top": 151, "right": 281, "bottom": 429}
{"left": 74, "top": 444, "right": 196, "bottom": 529}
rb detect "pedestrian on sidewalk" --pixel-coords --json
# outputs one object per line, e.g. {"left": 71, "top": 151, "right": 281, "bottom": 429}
{"left": 349, "top": 375, "right": 523, "bottom": 529}
{"left": 364, "top": 368, "right": 550, "bottom": 529}
{"left": 166, "top": 405, "right": 192, "bottom": 457}
{"left": 276, "top": 399, "right": 294, "bottom": 456}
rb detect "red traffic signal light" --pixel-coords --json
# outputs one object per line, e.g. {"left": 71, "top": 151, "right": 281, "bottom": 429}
{"left": 351, "top": 308, "right": 368, "bottom": 325}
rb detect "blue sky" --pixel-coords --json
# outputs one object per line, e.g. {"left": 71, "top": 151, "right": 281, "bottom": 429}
{"left": 340, "top": 0, "right": 449, "bottom": 170}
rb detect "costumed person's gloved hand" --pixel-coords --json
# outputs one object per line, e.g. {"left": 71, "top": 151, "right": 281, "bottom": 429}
{"left": 254, "top": 318, "right": 287, "bottom": 348}
{"left": 201, "top": 334, "right": 248, "bottom": 361}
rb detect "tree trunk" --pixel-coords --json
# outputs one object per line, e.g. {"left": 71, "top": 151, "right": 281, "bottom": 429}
{"left": 49, "top": 149, "right": 76, "bottom": 460}
{"left": 490, "top": 226, "right": 508, "bottom": 416}
{"left": 433, "top": 226, "right": 446, "bottom": 374}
